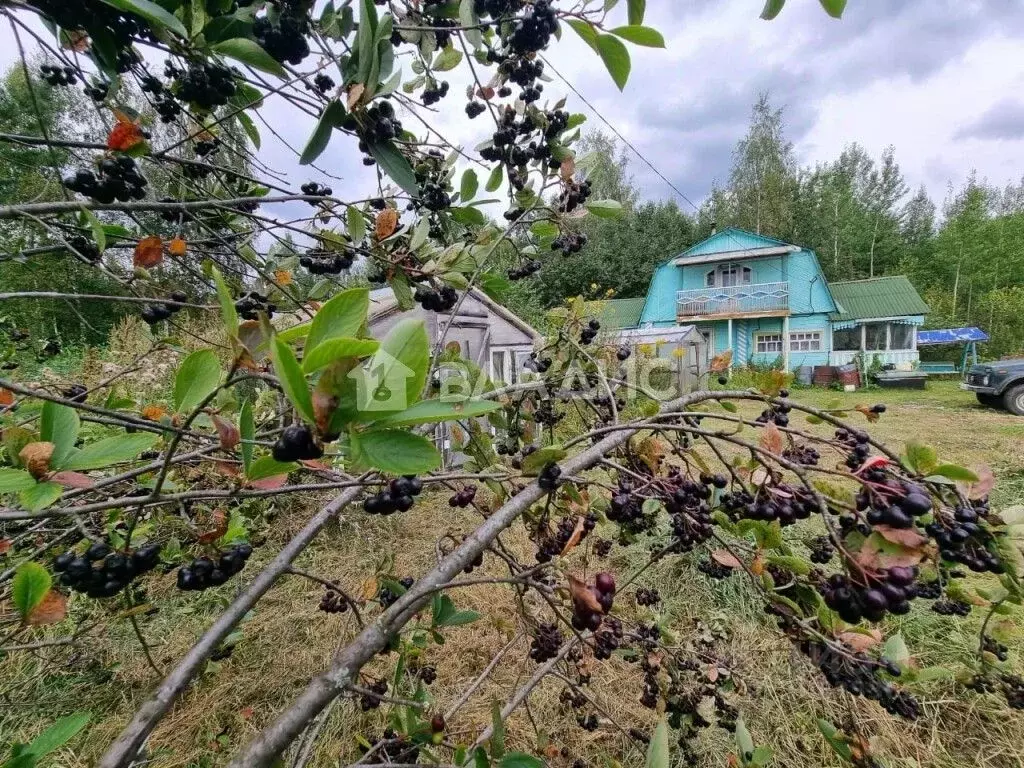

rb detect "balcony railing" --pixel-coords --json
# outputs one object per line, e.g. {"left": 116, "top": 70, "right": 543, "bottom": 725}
{"left": 676, "top": 282, "right": 789, "bottom": 319}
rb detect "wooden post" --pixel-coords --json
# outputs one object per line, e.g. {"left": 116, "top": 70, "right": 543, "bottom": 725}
{"left": 727, "top": 317, "right": 733, "bottom": 373}
{"left": 783, "top": 315, "right": 790, "bottom": 370}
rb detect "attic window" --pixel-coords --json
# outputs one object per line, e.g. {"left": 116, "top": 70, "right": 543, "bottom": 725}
{"left": 707, "top": 264, "right": 752, "bottom": 288}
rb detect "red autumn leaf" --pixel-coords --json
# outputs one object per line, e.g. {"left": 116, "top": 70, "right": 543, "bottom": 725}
{"left": 0, "top": 388, "right": 13, "bottom": 406}
{"left": 838, "top": 628, "right": 882, "bottom": 652}
{"left": 856, "top": 534, "right": 927, "bottom": 569}
{"left": 20, "top": 442, "right": 54, "bottom": 479}
{"left": 568, "top": 574, "right": 604, "bottom": 616}
{"left": 0, "top": 539, "right": 12, "bottom": 555}
{"left": 559, "top": 156, "right": 576, "bottom": 181}
{"left": 141, "top": 403, "right": 168, "bottom": 421}
{"left": 247, "top": 473, "right": 289, "bottom": 490}
{"left": 50, "top": 471, "right": 96, "bottom": 489}
{"left": 133, "top": 236, "right": 164, "bottom": 268}
{"left": 212, "top": 460, "right": 242, "bottom": 478}
{"left": 855, "top": 455, "right": 889, "bottom": 474}
{"left": 855, "top": 404, "right": 880, "bottom": 423}
{"left": 62, "top": 30, "right": 90, "bottom": 52}
{"left": 197, "top": 509, "right": 228, "bottom": 544}
{"left": 711, "top": 549, "right": 743, "bottom": 569}
{"left": 969, "top": 465, "right": 995, "bottom": 500}
{"left": 298, "top": 458, "right": 330, "bottom": 470}
{"left": 312, "top": 388, "right": 338, "bottom": 437}
{"left": 168, "top": 236, "right": 187, "bottom": 257}
{"left": 27, "top": 589, "right": 68, "bottom": 626}
{"left": 212, "top": 415, "right": 240, "bottom": 452}
{"left": 375, "top": 208, "right": 399, "bottom": 240}
{"left": 875, "top": 525, "right": 928, "bottom": 548}
{"left": 274, "top": 269, "right": 293, "bottom": 286}
{"left": 760, "top": 421, "right": 783, "bottom": 454}
{"left": 710, "top": 349, "right": 733, "bottom": 373}
{"left": 346, "top": 83, "right": 366, "bottom": 110}
{"left": 559, "top": 516, "right": 586, "bottom": 556}
{"left": 107, "top": 112, "right": 145, "bottom": 151}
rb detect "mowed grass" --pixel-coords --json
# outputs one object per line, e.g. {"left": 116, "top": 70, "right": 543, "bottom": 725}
{"left": 3, "top": 379, "right": 1024, "bottom": 767}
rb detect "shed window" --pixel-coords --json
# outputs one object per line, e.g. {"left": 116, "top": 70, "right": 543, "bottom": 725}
{"left": 864, "top": 323, "right": 887, "bottom": 351}
{"left": 789, "top": 331, "right": 822, "bottom": 352}
{"left": 755, "top": 333, "right": 783, "bottom": 354}
{"left": 890, "top": 324, "right": 914, "bottom": 350}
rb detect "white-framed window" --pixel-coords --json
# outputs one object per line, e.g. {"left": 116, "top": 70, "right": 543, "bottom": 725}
{"left": 789, "top": 331, "right": 822, "bottom": 352}
{"left": 833, "top": 327, "right": 860, "bottom": 351}
{"left": 490, "top": 347, "right": 532, "bottom": 385}
{"left": 706, "top": 264, "right": 752, "bottom": 288}
{"left": 890, "top": 324, "right": 914, "bottom": 350}
{"left": 755, "top": 333, "right": 783, "bottom": 354}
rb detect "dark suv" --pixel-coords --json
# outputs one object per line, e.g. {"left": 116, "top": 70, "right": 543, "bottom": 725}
{"left": 963, "top": 359, "right": 1024, "bottom": 415}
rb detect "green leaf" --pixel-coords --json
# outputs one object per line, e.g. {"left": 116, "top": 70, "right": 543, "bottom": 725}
{"left": 25, "top": 712, "right": 91, "bottom": 758}
{"left": 485, "top": 164, "right": 504, "bottom": 192}
{"left": 735, "top": 718, "right": 754, "bottom": 763}
{"left": 236, "top": 111, "right": 261, "bottom": 149}
{"left": 362, "top": 317, "right": 430, "bottom": 414}
{"left": 277, "top": 322, "right": 311, "bottom": 344}
{"left": 246, "top": 456, "right": 297, "bottom": 481}
{"left": 765, "top": 554, "right": 811, "bottom": 576}
{"left": 930, "top": 464, "right": 979, "bottom": 483}
{"left": 12, "top": 562, "right": 51, "bottom": 620}
{"left": 608, "top": 25, "right": 664, "bottom": 47}
{"left": 596, "top": 32, "right": 630, "bottom": 89}
{"left": 302, "top": 338, "right": 380, "bottom": 373}
{"left": 174, "top": 350, "right": 222, "bottom": 413}
{"left": 585, "top": 198, "right": 625, "bottom": 218}
{"left": 720, "top": 400, "right": 738, "bottom": 412}
{"left": 816, "top": 718, "right": 853, "bottom": 762}
{"left": 499, "top": 754, "right": 543, "bottom": 768}
{"left": 367, "top": 140, "right": 419, "bottom": 197}
{"left": 883, "top": 632, "right": 911, "bottom": 668}
{"left": 0, "top": 468, "right": 36, "bottom": 493}
{"left": 306, "top": 287, "right": 371, "bottom": 353}
{"left": 409, "top": 216, "right": 431, "bottom": 251}
{"left": 350, "top": 429, "right": 441, "bottom": 474}
{"left": 566, "top": 18, "right": 600, "bottom": 53}
{"left": 270, "top": 337, "right": 315, "bottom": 423}
{"left": 19, "top": 482, "right": 63, "bottom": 512}
{"left": 239, "top": 399, "right": 254, "bottom": 473}
{"left": 347, "top": 206, "right": 367, "bottom": 242}
{"left": 83, "top": 208, "right": 106, "bottom": 252}
{"left": 627, "top": 0, "right": 646, "bottom": 24}
{"left": 449, "top": 206, "right": 486, "bottom": 225}
{"left": 300, "top": 99, "right": 345, "bottom": 166}
{"left": 460, "top": 168, "right": 479, "bottom": 201}
{"left": 433, "top": 46, "right": 464, "bottom": 71}
{"left": 63, "top": 433, "right": 160, "bottom": 471}
{"left": 374, "top": 399, "right": 500, "bottom": 427}
{"left": 904, "top": 440, "right": 937, "bottom": 475}
{"left": 98, "top": 0, "right": 187, "bottom": 38}
{"left": 40, "top": 401, "right": 79, "bottom": 468}
{"left": 521, "top": 445, "right": 567, "bottom": 476}
{"left": 760, "top": 0, "right": 786, "bottom": 20}
{"left": 211, "top": 265, "right": 239, "bottom": 337}
{"left": 490, "top": 699, "right": 506, "bottom": 760}
{"left": 645, "top": 718, "right": 669, "bottom": 768}
{"left": 356, "top": 0, "right": 379, "bottom": 85}
{"left": 818, "top": 0, "right": 846, "bottom": 18}
{"left": 474, "top": 746, "right": 490, "bottom": 768}
{"left": 212, "top": 38, "right": 286, "bottom": 76}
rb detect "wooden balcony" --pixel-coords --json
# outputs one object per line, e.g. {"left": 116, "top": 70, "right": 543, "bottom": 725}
{"left": 676, "top": 282, "right": 790, "bottom": 321}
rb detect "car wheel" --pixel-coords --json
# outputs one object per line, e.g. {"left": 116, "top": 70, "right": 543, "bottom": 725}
{"left": 1003, "top": 384, "right": 1024, "bottom": 416}
{"left": 977, "top": 392, "right": 1003, "bottom": 408}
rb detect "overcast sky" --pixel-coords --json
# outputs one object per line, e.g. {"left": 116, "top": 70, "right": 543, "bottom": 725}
{"left": 4, "top": 0, "right": 1024, "bottom": 221}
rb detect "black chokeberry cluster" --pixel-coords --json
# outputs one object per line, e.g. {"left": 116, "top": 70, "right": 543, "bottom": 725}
{"left": 54, "top": 541, "right": 161, "bottom": 598}
{"left": 411, "top": 663, "right": 436, "bottom": 684}
{"left": 538, "top": 462, "right": 561, "bottom": 491}
{"left": 926, "top": 506, "right": 1003, "bottom": 574}
{"left": 530, "top": 621, "right": 564, "bottom": 662}
{"left": 806, "top": 536, "right": 833, "bottom": 565}
{"left": 352, "top": 101, "right": 403, "bottom": 163}
{"left": 697, "top": 559, "right": 733, "bottom": 580}
{"left": 593, "top": 617, "right": 623, "bottom": 660}
{"left": 62, "top": 384, "right": 87, "bottom": 403}
{"left": 465, "top": 100, "right": 487, "bottom": 119}
{"left": 66, "top": 234, "right": 101, "bottom": 263}
{"left": 913, "top": 579, "right": 942, "bottom": 599}
{"left": 171, "top": 61, "right": 237, "bottom": 111}
{"left": 836, "top": 427, "right": 872, "bottom": 469}
{"left": 421, "top": 80, "right": 449, "bottom": 105}
{"left": 311, "top": 73, "right": 335, "bottom": 94}
{"left": 379, "top": 576, "right": 414, "bottom": 608}
{"left": 508, "top": 259, "right": 541, "bottom": 280}
{"left": 523, "top": 352, "right": 552, "bottom": 373}
{"left": 593, "top": 538, "right": 612, "bottom": 557}
{"left": 579, "top": 318, "right": 600, "bottom": 345}
{"left": 508, "top": 0, "right": 558, "bottom": 54}
{"left": 607, "top": 478, "right": 655, "bottom": 536}
{"left": 419, "top": 180, "right": 451, "bottom": 212}
{"left": 536, "top": 513, "right": 596, "bottom": 562}
{"left": 616, "top": 345, "right": 631, "bottom": 361}
{"left": 819, "top": 566, "right": 918, "bottom": 623}
{"left": 754, "top": 400, "right": 791, "bottom": 428}
{"left": 532, "top": 399, "right": 563, "bottom": 428}
{"left": 63, "top": 156, "right": 148, "bottom": 203}
{"left": 783, "top": 443, "right": 820, "bottom": 465}
{"left": 253, "top": 1, "right": 311, "bottom": 65}
{"left": 363, "top": 475, "right": 423, "bottom": 515}
{"left": 802, "top": 640, "right": 920, "bottom": 719}
{"left": 983, "top": 636, "right": 1009, "bottom": 661}
{"left": 234, "top": 291, "right": 276, "bottom": 320}
{"left": 572, "top": 572, "right": 615, "bottom": 632}
{"left": 300, "top": 248, "right": 353, "bottom": 274}
{"left": 858, "top": 479, "right": 932, "bottom": 530}
{"left": 556, "top": 180, "right": 592, "bottom": 214}
{"left": 85, "top": 81, "right": 110, "bottom": 102}
{"left": 194, "top": 138, "right": 220, "bottom": 158}
{"left": 414, "top": 284, "right": 458, "bottom": 313}
{"left": 663, "top": 473, "right": 716, "bottom": 551}
{"left": 635, "top": 587, "right": 660, "bottom": 607}
{"left": 359, "top": 679, "right": 388, "bottom": 711}
{"left": 720, "top": 482, "right": 815, "bottom": 527}
{"left": 300, "top": 181, "right": 333, "bottom": 197}
{"left": 932, "top": 598, "right": 971, "bottom": 616}
{"left": 176, "top": 543, "right": 253, "bottom": 591}
{"left": 271, "top": 424, "right": 323, "bottom": 462}
{"left": 319, "top": 588, "right": 350, "bottom": 613}
{"left": 448, "top": 485, "right": 477, "bottom": 508}
{"left": 1001, "top": 674, "right": 1024, "bottom": 709}
{"left": 40, "top": 63, "right": 76, "bottom": 86}
{"left": 141, "top": 291, "right": 187, "bottom": 326}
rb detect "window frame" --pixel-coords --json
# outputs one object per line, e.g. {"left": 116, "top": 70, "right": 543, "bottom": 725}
{"left": 755, "top": 332, "right": 783, "bottom": 354}
{"left": 789, "top": 330, "right": 822, "bottom": 352}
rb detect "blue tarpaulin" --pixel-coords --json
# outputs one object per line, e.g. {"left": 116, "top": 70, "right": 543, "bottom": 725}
{"left": 917, "top": 327, "right": 989, "bottom": 346}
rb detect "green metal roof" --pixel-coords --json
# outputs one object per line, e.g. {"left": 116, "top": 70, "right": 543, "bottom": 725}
{"left": 595, "top": 297, "right": 647, "bottom": 330}
{"left": 828, "top": 276, "right": 930, "bottom": 322}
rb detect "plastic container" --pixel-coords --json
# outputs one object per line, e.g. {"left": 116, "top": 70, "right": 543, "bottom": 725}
{"left": 796, "top": 365, "right": 814, "bottom": 385}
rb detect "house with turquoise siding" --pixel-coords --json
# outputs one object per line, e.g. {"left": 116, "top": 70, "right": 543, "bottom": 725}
{"left": 601, "top": 228, "right": 930, "bottom": 371}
